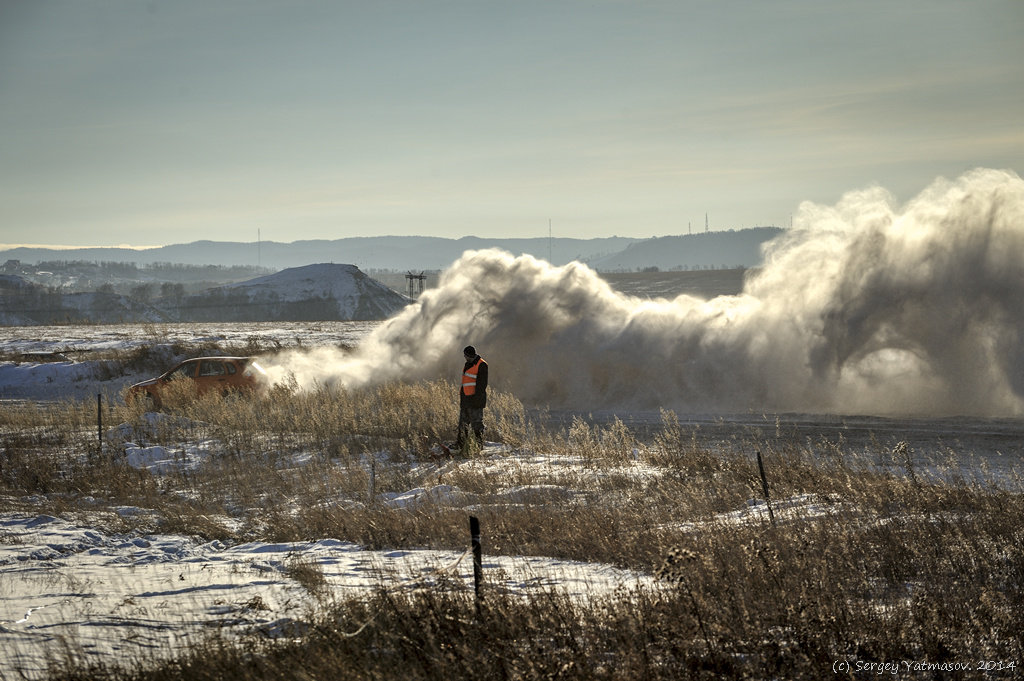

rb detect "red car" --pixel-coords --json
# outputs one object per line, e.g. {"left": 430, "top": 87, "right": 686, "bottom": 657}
{"left": 128, "top": 356, "right": 268, "bottom": 409}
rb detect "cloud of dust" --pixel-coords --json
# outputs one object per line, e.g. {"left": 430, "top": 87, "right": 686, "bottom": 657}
{"left": 262, "top": 168, "right": 1024, "bottom": 417}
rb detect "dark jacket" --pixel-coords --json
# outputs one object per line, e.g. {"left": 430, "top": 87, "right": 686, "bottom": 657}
{"left": 460, "top": 355, "right": 488, "bottom": 409}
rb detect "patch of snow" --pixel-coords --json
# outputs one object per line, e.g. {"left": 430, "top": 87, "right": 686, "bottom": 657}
{"left": 381, "top": 484, "right": 473, "bottom": 509}
{"left": 715, "top": 493, "right": 840, "bottom": 525}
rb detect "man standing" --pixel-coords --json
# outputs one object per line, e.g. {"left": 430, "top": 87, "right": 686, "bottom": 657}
{"left": 456, "top": 345, "right": 488, "bottom": 451}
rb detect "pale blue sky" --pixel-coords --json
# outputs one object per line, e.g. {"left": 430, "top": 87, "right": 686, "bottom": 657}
{"left": 1, "top": 0, "right": 1021, "bottom": 248}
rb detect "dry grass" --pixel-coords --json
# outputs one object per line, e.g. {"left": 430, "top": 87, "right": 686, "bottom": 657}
{"left": 2, "top": 374, "right": 1023, "bottom": 680}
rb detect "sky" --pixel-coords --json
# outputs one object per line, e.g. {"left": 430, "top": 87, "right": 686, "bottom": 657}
{"left": 1, "top": 1, "right": 1022, "bottom": 249}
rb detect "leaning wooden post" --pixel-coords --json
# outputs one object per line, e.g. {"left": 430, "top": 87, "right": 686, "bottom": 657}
{"left": 469, "top": 515, "right": 483, "bottom": 606}
{"left": 756, "top": 450, "right": 776, "bottom": 526}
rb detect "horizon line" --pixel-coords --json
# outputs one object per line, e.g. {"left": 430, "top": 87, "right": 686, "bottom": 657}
{"left": 0, "top": 227, "right": 784, "bottom": 253}
{"left": 0, "top": 243, "right": 163, "bottom": 251}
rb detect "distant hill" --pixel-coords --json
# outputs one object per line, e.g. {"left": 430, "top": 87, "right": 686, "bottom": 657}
{"left": 1, "top": 236, "right": 638, "bottom": 271}
{"left": 0, "top": 230, "right": 783, "bottom": 272}
{"left": 0, "top": 264, "right": 410, "bottom": 325}
{"left": 592, "top": 227, "right": 783, "bottom": 271}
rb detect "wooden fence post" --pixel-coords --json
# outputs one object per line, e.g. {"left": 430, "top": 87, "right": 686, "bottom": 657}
{"left": 756, "top": 450, "right": 776, "bottom": 526}
{"left": 470, "top": 515, "right": 483, "bottom": 606}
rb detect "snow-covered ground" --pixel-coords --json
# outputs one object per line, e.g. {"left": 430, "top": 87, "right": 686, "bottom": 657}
{"left": 6, "top": 430, "right": 846, "bottom": 679}
{"left": 0, "top": 504, "right": 652, "bottom": 679}
{"left": 1, "top": 422, "right": 659, "bottom": 678}
{"left": 2, "top": 322, "right": 1023, "bottom": 678}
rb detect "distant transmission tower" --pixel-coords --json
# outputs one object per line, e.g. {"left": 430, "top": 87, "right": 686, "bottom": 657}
{"left": 405, "top": 271, "right": 426, "bottom": 298}
{"left": 705, "top": 213, "right": 709, "bottom": 233}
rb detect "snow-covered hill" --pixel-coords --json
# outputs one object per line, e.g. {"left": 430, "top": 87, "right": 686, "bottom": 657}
{"left": 174, "top": 263, "right": 411, "bottom": 322}
{"left": 0, "top": 264, "right": 411, "bottom": 325}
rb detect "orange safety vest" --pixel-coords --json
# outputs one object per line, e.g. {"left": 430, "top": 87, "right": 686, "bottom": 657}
{"left": 462, "top": 358, "right": 482, "bottom": 396}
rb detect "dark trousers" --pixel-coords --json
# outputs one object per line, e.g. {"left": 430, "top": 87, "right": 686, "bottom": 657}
{"left": 456, "top": 405, "right": 485, "bottom": 446}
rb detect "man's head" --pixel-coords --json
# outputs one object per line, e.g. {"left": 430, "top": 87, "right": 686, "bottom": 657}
{"left": 463, "top": 345, "right": 476, "bottom": 360}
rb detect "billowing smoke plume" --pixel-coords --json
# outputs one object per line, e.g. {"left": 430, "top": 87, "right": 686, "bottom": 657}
{"left": 264, "top": 168, "right": 1024, "bottom": 417}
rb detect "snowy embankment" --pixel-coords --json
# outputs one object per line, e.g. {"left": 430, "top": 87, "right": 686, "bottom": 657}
{"left": 0, "top": 360, "right": 101, "bottom": 402}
